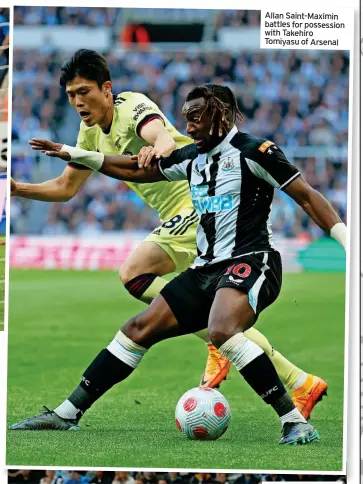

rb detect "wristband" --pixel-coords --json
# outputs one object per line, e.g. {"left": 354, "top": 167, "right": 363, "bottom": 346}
{"left": 330, "top": 222, "right": 347, "bottom": 250}
{"left": 61, "top": 145, "right": 104, "bottom": 171}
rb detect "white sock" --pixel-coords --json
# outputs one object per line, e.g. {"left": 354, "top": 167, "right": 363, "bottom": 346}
{"left": 107, "top": 331, "right": 147, "bottom": 368}
{"left": 291, "top": 371, "right": 308, "bottom": 390}
{"left": 280, "top": 407, "right": 307, "bottom": 426}
{"left": 219, "top": 333, "right": 263, "bottom": 371}
{"left": 54, "top": 399, "right": 80, "bottom": 420}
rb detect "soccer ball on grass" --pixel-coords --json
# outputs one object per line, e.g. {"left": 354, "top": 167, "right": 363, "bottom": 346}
{"left": 175, "top": 387, "right": 231, "bottom": 440}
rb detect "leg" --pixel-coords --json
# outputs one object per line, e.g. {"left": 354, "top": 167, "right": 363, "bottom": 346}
{"left": 208, "top": 288, "right": 319, "bottom": 444}
{"left": 120, "top": 240, "right": 232, "bottom": 389}
{"left": 244, "top": 327, "right": 328, "bottom": 418}
{"left": 10, "top": 295, "right": 183, "bottom": 430}
{"left": 119, "top": 241, "right": 175, "bottom": 304}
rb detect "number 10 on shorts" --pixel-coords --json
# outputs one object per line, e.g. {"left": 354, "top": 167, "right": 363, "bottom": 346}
{"left": 224, "top": 263, "right": 251, "bottom": 278}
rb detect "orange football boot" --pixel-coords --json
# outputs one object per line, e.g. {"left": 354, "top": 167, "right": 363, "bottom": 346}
{"left": 292, "top": 373, "right": 328, "bottom": 419}
{"left": 200, "top": 344, "right": 232, "bottom": 388}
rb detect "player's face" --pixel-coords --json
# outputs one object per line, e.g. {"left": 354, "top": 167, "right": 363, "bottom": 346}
{"left": 183, "top": 97, "right": 215, "bottom": 154}
{"left": 65, "top": 76, "right": 113, "bottom": 128}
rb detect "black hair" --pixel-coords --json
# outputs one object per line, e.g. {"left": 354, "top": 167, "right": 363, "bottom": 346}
{"left": 185, "top": 83, "right": 243, "bottom": 136}
{"left": 59, "top": 49, "right": 111, "bottom": 88}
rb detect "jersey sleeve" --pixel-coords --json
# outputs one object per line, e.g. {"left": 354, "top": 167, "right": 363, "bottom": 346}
{"left": 67, "top": 127, "right": 92, "bottom": 171}
{"left": 123, "top": 92, "right": 164, "bottom": 138}
{"left": 245, "top": 141, "right": 300, "bottom": 190}
{"left": 158, "top": 144, "right": 197, "bottom": 181}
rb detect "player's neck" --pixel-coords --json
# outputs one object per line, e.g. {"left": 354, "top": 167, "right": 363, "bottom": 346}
{"left": 99, "top": 99, "right": 115, "bottom": 134}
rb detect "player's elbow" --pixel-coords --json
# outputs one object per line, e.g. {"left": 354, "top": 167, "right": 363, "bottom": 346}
{"left": 56, "top": 180, "right": 79, "bottom": 201}
{"left": 298, "top": 197, "right": 312, "bottom": 212}
{"left": 293, "top": 186, "right": 316, "bottom": 211}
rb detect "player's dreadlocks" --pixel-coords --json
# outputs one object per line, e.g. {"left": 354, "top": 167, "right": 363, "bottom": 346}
{"left": 185, "top": 84, "right": 243, "bottom": 137}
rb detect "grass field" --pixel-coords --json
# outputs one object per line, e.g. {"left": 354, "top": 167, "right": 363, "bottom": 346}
{"left": 7, "top": 269, "right": 346, "bottom": 471}
{"left": 0, "top": 239, "right": 5, "bottom": 330}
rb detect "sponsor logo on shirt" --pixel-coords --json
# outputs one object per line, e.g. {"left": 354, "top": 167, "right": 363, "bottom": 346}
{"left": 191, "top": 184, "right": 232, "bottom": 215}
{"left": 133, "top": 103, "right": 152, "bottom": 121}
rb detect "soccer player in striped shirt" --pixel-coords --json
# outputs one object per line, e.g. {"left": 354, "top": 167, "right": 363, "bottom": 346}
{"left": 11, "top": 84, "right": 347, "bottom": 444}
{"left": 11, "top": 51, "right": 328, "bottom": 414}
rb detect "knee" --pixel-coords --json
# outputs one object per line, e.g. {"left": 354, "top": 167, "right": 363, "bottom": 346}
{"left": 208, "top": 324, "right": 237, "bottom": 349}
{"left": 119, "top": 260, "right": 140, "bottom": 285}
{"left": 122, "top": 313, "right": 152, "bottom": 346}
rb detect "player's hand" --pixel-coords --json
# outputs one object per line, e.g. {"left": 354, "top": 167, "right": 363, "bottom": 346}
{"left": 42, "top": 149, "right": 71, "bottom": 162}
{"left": 10, "top": 177, "right": 17, "bottom": 196}
{"left": 137, "top": 146, "right": 162, "bottom": 168}
{"left": 29, "top": 138, "right": 63, "bottom": 153}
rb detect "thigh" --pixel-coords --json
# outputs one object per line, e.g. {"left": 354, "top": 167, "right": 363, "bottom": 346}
{"left": 217, "top": 251, "right": 282, "bottom": 317}
{"left": 144, "top": 206, "right": 198, "bottom": 274}
{"left": 208, "top": 287, "right": 256, "bottom": 343}
{"left": 121, "top": 294, "right": 183, "bottom": 348}
{"left": 120, "top": 241, "right": 176, "bottom": 281}
{"left": 160, "top": 268, "right": 212, "bottom": 335}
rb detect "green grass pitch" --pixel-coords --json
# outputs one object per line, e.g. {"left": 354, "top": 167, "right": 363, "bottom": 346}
{"left": 7, "top": 269, "right": 346, "bottom": 471}
{"left": 0, "top": 239, "right": 5, "bottom": 331}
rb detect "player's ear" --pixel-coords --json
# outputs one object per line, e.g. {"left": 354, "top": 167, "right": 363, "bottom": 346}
{"left": 103, "top": 80, "right": 112, "bottom": 96}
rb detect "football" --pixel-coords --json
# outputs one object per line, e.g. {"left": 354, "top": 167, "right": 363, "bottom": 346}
{"left": 175, "top": 387, "right": 231, "bottom": 440}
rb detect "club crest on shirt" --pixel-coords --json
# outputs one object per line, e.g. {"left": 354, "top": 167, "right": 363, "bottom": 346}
{"left": 221, "top": 158, "right": 234, "bottom": 171}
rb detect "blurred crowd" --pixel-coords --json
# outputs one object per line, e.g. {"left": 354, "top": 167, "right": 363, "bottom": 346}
{"left": 14, "top": 7, "right": 118, "bottom": 27}
{"left": 215, "top": 10, "right": 260, "bottom": 29}
{"left": 7, "top": 470, "right": 347, "bottom": 484}
{"left": 11, "top": 7, "right": 348, "bottom": 237}
{"left": 0, "top": 8, "right": 9, "bottom": 88}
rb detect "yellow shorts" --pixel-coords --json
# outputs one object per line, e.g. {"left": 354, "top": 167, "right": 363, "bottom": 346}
{"left": 144, "top": 204, "right": 198, "bottom": 274}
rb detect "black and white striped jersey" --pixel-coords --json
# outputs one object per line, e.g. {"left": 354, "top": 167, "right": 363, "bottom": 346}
{"left": 159, "top": 126, "right": 301, "bottom": 268}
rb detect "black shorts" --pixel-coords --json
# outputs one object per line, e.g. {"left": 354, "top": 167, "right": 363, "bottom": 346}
{"left": 161, "top": 251, "right": 282, "bottom": 334}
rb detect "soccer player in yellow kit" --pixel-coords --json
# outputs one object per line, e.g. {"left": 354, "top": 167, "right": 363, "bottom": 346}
{"left": 13, "top": 49, "right": 326, "bottom": 418}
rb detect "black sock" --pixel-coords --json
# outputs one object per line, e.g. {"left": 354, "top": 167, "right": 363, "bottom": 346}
{"left": 68, "top": 348, "right": 134, "bottom": 413}
{"left": 239, "top": 352, "right": 296, "bottom": 416}
{"left": 125, "top": 274, "right": 157, "bottom": 299}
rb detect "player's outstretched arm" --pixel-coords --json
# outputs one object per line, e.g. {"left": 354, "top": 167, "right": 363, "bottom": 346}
{"left": 39, "top": 144, "right": 166, "bottom": 183}
{"left": 99, "top": 155, "right": 165, "bottom": 182}
{"left": 11, "top": 166, "right": 91, "bottom": 202}
{"left": 284, "top": 176, "right": 347, "bottom": 250}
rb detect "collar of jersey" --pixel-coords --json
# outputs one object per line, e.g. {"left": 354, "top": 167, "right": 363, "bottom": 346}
{"left": 206, "top": 125, "right": 238, "bottom": 157}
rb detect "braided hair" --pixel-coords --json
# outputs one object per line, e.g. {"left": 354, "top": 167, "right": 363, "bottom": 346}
{"left": 185, "top": 83, "right": 243, "bottom": 137}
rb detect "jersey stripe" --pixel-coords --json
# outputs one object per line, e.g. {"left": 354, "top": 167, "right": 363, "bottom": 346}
{"left": 199, "top": 153, "right": 220, "bottom": 261}
{"left": 175, "top": 216, "right": 199, "bottom": 236}
{"left": 213, "top": 146, "right": 242, "bottom": 259}
{"left": 248, "top": 252, "right": 270, "bottom": 313}
{"left": 169, "top": 210, "right": 197, "bottom": 235}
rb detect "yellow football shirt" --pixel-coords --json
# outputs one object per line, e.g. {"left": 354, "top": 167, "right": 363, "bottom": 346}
{"left": 75, "top": 92, "right": 193, "bottom": 222}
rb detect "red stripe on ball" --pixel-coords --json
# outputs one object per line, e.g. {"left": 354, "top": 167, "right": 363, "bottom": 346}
{"left": 214, "top": 402, "right": 227, "bottom": 417}
{"left": 183, "top": 397, "right": 197, "bottom": 412}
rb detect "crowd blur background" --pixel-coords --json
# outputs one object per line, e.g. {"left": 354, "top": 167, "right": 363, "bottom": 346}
{"left": 0, "top": 7, "right": 8, "bottom": 234}
{"left": 7, "top": 470, "right": 347, "bottom": 484}
{"left": 11, "top": 8, "right": 348, "bottom": 249}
